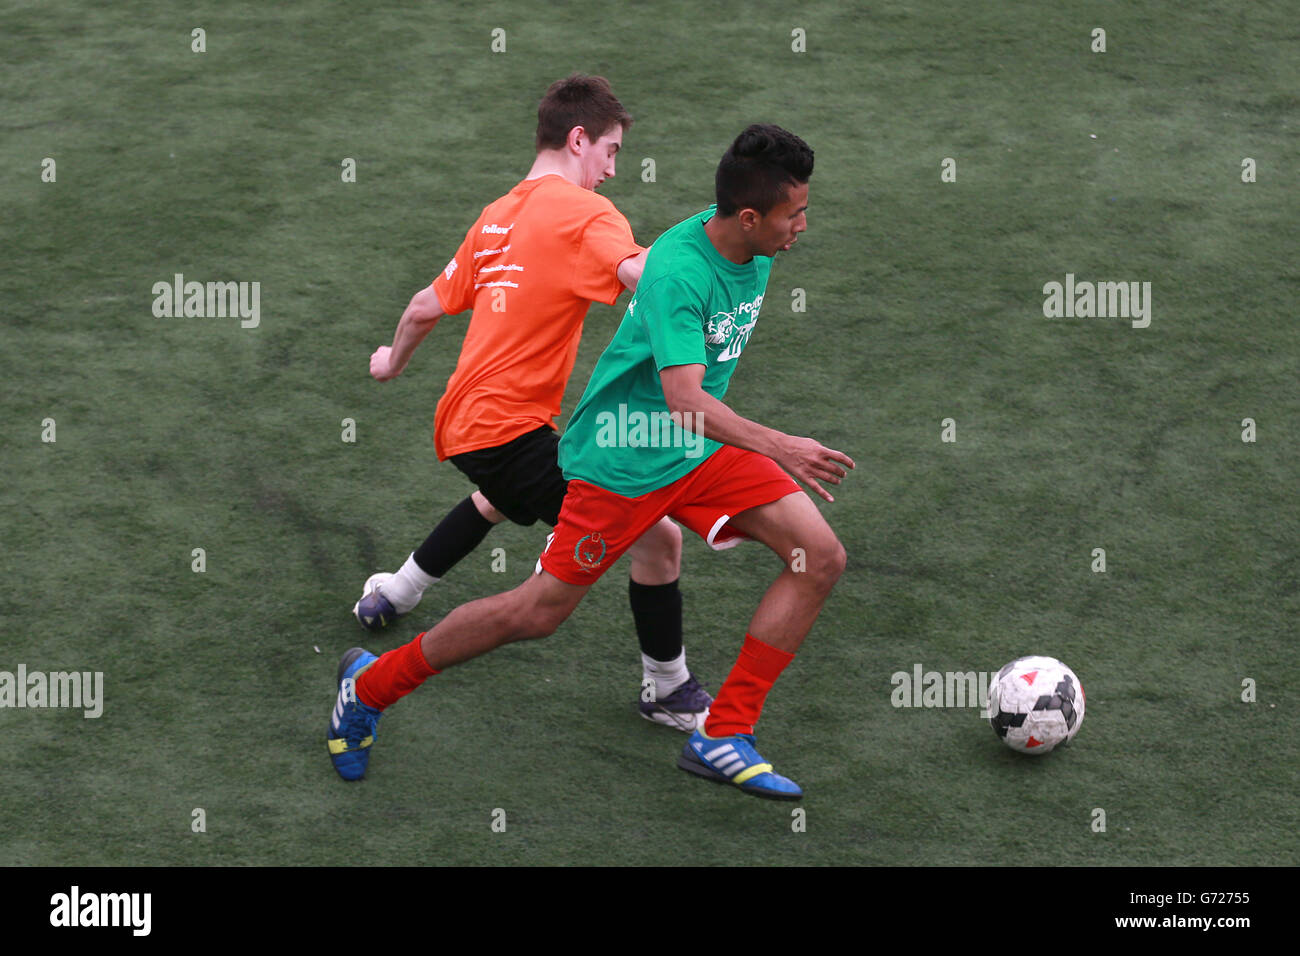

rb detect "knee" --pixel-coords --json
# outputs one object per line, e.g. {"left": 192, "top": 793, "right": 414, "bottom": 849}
{"left": 828, "top": 540, "right": 848, "bottom": 582}
{"left": 471, "top": 490, "right": 507, "bottom": 524}
{"left": 508, "top": 592, "right": 573, "bottom": 641}
{"left": 503, "top": 572, "right": 586, "bottom": 641}
{"left": 511, "top": 605, "right": 564, "bottom": 641}
{"left": 633, "top": 519, "right": 682, "bottom": 572}
{"left": 801, "top": 538, "right": 846, "bottom": 588}
{"left": 648, "top": 519, "right": 683, "bottom": 563}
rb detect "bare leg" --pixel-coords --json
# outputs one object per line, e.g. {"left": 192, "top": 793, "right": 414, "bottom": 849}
{"left": 470, "top": 489, "right": 508, "bottom": 524}
{"left": 626, "top": 516, "right": 681, "bottom": 585}
{"left": 418, "top": 570, "right": 589, "bottom": 670}
{"left": 725, "top": 491, "right": 847, "bottom": 653}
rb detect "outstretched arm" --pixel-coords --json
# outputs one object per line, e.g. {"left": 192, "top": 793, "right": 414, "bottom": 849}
{"left": 370, "top": 284, "right": 446, "bottom": 382}
{"left": 616, "top": 250, "right": 649, "bottom": 291}
{"left": 659, "top": 364, "right": 855, "bottom": 502}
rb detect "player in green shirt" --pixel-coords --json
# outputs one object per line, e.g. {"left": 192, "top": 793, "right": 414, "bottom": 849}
{"left": 559, "top": 204, "right": 771, "bottom": 495}
{"left": 327, "top": 125, "right": 853, "bottom": 799}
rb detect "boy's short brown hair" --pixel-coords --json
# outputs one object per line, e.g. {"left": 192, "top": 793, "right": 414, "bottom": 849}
{"left": 536, "top": 74, "right": 632, "bottom": 151}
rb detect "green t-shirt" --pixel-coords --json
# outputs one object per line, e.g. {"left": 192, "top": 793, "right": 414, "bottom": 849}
{"left": 559, "top": 207, "right": 773, "bottom": 496}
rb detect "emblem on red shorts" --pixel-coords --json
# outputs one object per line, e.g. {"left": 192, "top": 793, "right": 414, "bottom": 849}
{"left": 574, "top": 532, "right": 607, "bottom": 569}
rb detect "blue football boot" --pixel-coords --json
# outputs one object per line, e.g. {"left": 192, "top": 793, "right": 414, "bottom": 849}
{"left": 677, "top": 729, "right": 803, "bottom": 800}
{"left": 327, "top": 647, "right": 383, "bottom": 781}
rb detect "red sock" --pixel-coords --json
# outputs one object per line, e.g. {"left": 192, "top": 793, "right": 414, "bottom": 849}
{"left": 355, "top": 633, "right": 439, "bottom": 710}
{"left": 704, "top": 633, "right": 794, "bottom": 738}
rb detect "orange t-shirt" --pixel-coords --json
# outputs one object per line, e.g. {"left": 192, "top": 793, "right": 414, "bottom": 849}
{"left": 429, "top": 175, "right": 643, "bottom": 460}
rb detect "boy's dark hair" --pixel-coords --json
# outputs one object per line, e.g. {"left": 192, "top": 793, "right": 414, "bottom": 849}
{"left": 715, "top": 125, "right": 814, "bottom": 216}
{"left": 536, "top": 74, "right": 632, "bottom": 151}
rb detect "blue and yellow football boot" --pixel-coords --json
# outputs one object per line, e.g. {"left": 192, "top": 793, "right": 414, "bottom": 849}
{"left": 677, "top": 729, "right": 803, "bottom": 800}
{"left": 327, "top": 647, "right": 383, "bottom": 781}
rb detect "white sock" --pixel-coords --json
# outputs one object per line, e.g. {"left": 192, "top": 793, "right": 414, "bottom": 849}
{"left": 642, "top": 649, "right": 689, "bottom": 699}
{"left": 385, "top": 553, "right": 438, "bottom": 615}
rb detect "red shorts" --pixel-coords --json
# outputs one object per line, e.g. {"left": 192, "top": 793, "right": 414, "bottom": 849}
{"left": 538, "top": 445, "right": 802, "bottom": 586}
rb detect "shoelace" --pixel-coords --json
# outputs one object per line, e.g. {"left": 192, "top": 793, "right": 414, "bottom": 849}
{"left": 342, "top": 695, "right": 379, "bottom": 741}
{"left": 669, "top": 675, "right": 712, "bottom": 710}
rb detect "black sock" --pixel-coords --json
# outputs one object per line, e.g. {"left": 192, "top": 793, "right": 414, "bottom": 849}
{"left": 413, "top": 496, "right": 495, "bottom": 578}
{"left": 628, "top": 578, "right": 684, "bottom": 662}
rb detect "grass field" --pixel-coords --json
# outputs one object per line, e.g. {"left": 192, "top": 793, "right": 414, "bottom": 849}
{"left": 2, "top": 0, "right": 1297, "bottom": 867}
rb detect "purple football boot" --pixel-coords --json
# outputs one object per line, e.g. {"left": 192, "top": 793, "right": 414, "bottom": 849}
{"left": 640, "top": 673, "right": 712, "bottom": 732}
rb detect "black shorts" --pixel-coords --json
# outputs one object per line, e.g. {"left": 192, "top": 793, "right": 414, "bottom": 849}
{"left": 448, "top": 425, "right": 569, "bottom": 527}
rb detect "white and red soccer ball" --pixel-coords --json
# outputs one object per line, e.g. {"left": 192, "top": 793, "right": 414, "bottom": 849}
{"left": 986, "top": 656, "right": 1085, "bottom": 754}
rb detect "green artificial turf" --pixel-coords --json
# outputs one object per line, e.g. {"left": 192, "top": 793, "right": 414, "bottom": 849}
{"left": 1, "top": 0, "right": 1296, "bottom": 865}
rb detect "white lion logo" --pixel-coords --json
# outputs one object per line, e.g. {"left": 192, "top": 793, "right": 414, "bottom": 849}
{"left": 705, "top": 310, "right": 736, "bottom": 345}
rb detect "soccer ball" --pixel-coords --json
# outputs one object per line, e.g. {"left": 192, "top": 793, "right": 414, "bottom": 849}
{"left": 986, "top": 655, "right": 1085, "bottom": 754}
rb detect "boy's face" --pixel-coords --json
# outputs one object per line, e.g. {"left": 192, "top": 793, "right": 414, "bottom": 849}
{"left": 749, "top": 181, "right": 809, "bottom": 256}
{"left": 577, "top": 126, "right": 623, "bottom": 190}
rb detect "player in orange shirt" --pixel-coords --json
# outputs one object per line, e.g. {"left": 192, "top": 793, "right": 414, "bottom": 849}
{"left": 345, "top": 75, "right": 710, "bottom": 744}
